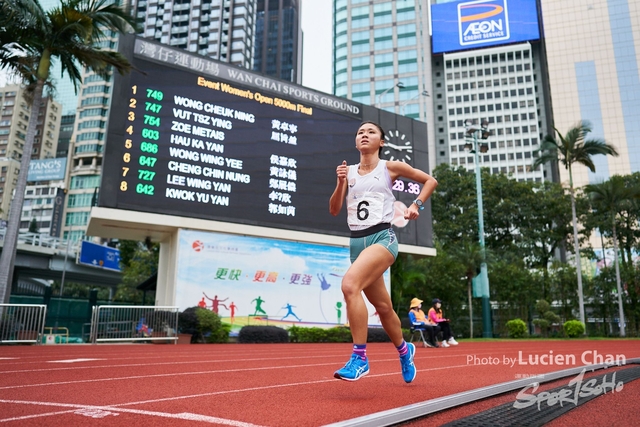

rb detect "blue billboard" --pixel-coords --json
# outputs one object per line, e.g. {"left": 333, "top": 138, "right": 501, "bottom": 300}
{"left": 27, "top": 158, "right": 67, "bottom": 182}
{"left": 431, "top": 0, "right": 540, "bottom": 54}
{"left": 78, "top": 241, "right": 121, "bottom": 271}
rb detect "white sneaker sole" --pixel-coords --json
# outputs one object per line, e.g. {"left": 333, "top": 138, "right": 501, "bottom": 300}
{"left": 334, "top": 369, "right": 369, "bottom": 381}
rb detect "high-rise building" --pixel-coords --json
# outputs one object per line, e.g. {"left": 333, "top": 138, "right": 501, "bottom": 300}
{"left": 40, "top": 0, "right": 79, "bottom": 115}
{"left": 540, "top": 0, "right": 640, "bottom": 186}
{"left": 0, "top": 85, "right": 62, "bottom": 221}
{"left": 56, "top": 114, "right": 75, "bottom": 158}
{"left": 64, "top": 0, "right": 261, "bottom": 242}
{"left": 0, "top": 159, "right": 20, "bottom": 221}
{"left": 19, "top": 184, "right": 64, "bottom": 234}
{"left": 0, "top": 85, "right": 61, "bottom": 162}
{"left": 331, "top": 0, "right": 552, "bottom": 182}
{"left": 332, "top": 0, "right": 435, "bottom": 169}
{"left": 432, "top": 42, "right": 552, "bottom": 182}
{"left": 133, "top": 0, "right": 256, "bottom": 68}
{"left": 63, "top": 64, "right": 113, "bottom": 242}
{"left": 431, "top": 0, "right": 554, "bottom": 183}
{"left": 253, "top": 0, "right": 302, "bottom": 83}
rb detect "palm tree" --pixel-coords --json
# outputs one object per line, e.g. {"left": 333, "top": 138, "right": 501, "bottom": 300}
{"left": 0, "top": 0, "right": 137, "bottom": 302}
{"left": 533, "top": 121, "right": 618, "bottom": 328}
{"left": 585, "top": 176, "right": 640, "bottom": 337}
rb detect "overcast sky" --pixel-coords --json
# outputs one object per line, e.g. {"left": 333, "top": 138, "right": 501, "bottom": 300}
{"left": 300, "top": 0, "right": 333, "bottom": 94}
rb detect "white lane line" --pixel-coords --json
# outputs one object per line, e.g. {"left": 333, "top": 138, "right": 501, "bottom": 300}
{"left": 0, "top": 361, "right": 473, "bottom": 392}
{"left": 0, "top": 409, "right": 78, "bottom": 423}
{"left": 0, "top": 364, "right": 477, "bottom": 424}
{"left": 0, "top": 351, "right": 505, "bottom": 375}
{"left": 0, "top": 354, "right": 349, "bottom": 374}
{"left": 47, "top": 358, "right": 104, "bottom": 363}
{"left": 3, "top": 342, "right": 612, "bottom": 366}
{"left": 0, "top": 348, "right": 348, "bottom": 364}
{"left": 112, "top": 364, "right": 473, "bottom": 407}
{"left": 0, "top": 361, "right": 343, "bottom": 390}
{"left": 0, "top": 358, "right": 17, "bottom": 360}
{"left": 1, "top": 368, "right": 467, "bottom": 422}
{"left": 0, "top": 399, "right": 265, "bottom": 426}
{"left": 0, "top": 363, "right": 471, "bottom": 403}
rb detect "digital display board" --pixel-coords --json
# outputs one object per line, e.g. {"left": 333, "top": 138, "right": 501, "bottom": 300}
{"left": 431, "top": 0, "right": 540, "bottom": 54}
{"left": 100, "top": 36, "right": 432, "bottom": 248}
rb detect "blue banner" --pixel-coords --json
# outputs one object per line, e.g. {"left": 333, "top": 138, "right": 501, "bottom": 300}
{"left": 78, "top": 241, "right": 121, "bottom": 271}
{"left": 27, "top": 158, "right": 67, "bottom": 182}
{"left": 432, "top": 0, "right": 540, "bottom": 54}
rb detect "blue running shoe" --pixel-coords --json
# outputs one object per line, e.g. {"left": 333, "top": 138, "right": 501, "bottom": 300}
{"left": 400, "top": 342, "right": 417, "bottom": 383}
{"left": 334, "top": 354, "right": 370, "bottom": 381}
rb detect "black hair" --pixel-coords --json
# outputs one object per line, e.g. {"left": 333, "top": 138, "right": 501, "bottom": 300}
{"left": 356, "top": 121, "right": 386, "bottom": 156}
{"left": 432, "top": 300, "right": 442, "bottom": 314}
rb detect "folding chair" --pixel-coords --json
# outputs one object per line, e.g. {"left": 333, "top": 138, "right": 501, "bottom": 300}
{"left": 409, "top": 324, "right": 431, "bottom": 348}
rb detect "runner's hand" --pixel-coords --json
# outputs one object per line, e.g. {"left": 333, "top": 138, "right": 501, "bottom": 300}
{"left": 336, "top": 160, "right": 348, "bottom": 182}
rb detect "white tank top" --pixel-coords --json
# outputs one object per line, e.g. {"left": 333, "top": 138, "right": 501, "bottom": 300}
{"left": 346, "top": 160, "right": 395, "bottom": 231}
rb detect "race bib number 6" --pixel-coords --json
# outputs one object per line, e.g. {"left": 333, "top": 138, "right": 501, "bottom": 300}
{"left": 347, "top": 192, "right": 384, "bottom": 227}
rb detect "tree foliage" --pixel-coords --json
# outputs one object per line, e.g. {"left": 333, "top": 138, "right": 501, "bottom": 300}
{"left": 0, "top": 0, "right": 138, "bottom": 303}
{"left": 112, "top": 240, "right": 159, "bottom": 303}
{"left": 390, "top": 160, "right": 640, "bottom": 337}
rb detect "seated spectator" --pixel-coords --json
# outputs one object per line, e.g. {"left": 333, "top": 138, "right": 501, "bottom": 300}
{"left": 428, "top": 298, "right": 458, "bottom": 347}
{"left": 408, "top": 298, "right": 440, "bottom": 348}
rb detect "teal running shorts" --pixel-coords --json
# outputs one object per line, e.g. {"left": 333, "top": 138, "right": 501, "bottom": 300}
{"left": 349, "top": 226, "right": 398, "bottom": 263}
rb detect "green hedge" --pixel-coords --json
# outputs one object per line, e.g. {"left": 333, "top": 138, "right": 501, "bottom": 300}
{"left": 288, "top": 326, "right": 391, "bottom": 343}
{"left": 288, "top": 326, "right": 351, "bottom": 343}
{"left": 238, "top": 326, "right": 289, "bottom": 343}
{"left": 506, "top": 318, "right": 528, "bottom": 338}
{"left": 238, "top": 326, "right": 392, "bottom": 343}
{"left": 178, "top": 307, "right": 230, "bottom": 343}
{"left": 563, "top": 320, "right": 585, "bottom": 338}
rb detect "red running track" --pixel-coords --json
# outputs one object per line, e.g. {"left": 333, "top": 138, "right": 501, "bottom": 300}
{"left": 0, "top": 340, "right": 638, "bottom": 426}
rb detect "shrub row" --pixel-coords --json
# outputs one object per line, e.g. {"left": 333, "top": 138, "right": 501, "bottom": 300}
{"left": 505, "top": 318, "right": 586, "bottom": 338}
{"left": 178, "top": 308, "right": 393, "bottom": 344}
{"left": 178, "top": 307, "right": 230, "bottom": 343}
{"left": 238, "top": 326, "right": 289, "bottom": 343}
{"left": 238, "top": 326, "right": 392, "bottom": 343}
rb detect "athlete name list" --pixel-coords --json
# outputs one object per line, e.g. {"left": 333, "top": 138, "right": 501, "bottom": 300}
{"left": 118, "top": 80, "right": 303, "bottom": 218}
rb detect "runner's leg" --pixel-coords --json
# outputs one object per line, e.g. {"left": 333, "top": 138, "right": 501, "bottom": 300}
{"left": 342, "top": 244, "right": 395, "bottom": 343}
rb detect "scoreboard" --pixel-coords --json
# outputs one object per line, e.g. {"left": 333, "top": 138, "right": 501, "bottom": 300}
{"left": 100, "top": 36, "right": 433, "bottom": 248}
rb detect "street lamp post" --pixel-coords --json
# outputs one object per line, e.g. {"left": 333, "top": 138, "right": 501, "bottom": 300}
{"left": 376, "top": 82, "right": 405, "bottom": 108}
{"left": 54, "top": 225, "right": 72, "bottom": 330}
{"left": 400, "top": 90, "right": 430, "bottom": 116}
{"left": 464, "top": 119, "right": 492, "bottom": 338}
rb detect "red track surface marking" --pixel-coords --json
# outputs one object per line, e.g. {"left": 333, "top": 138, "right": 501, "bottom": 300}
{"left": 0, "top": 340, "right": 638, "bottom": 426}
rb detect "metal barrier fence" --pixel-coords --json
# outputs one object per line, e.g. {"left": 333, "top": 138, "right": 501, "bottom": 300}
{"left": 89, "top": 305, "right": 179, "bottom": 344}
{"left": 0, "top": 304, "right": 47, "bottom": 345}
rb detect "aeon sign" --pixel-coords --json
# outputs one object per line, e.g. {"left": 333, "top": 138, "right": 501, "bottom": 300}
{"left": 458, "top": 0, "right": 510, "bottom": 46}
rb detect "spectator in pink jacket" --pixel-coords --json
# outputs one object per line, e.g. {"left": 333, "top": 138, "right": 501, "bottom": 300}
{"left": 427, "top": 298, "right": 458, "bottom": 347}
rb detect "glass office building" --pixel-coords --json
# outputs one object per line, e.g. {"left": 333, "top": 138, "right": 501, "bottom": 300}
{"left": 253, "top": 0, "right": 303, "bottom": 83}
{"left": 332, "top": 0, "right": 435, "bottom": 169}
{"left": 134, "top": 0, "right": 256, "bottom": 68}
{"left": 541, "top": 0, "right": 640, "bottom": 187}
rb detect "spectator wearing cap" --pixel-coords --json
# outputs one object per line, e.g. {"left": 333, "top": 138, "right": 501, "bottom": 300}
{"left": 408, "top": 298, "right": 440, "bottom": 348}
{"left": 428, "top": 298, "right": 458, "bottom": 347}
